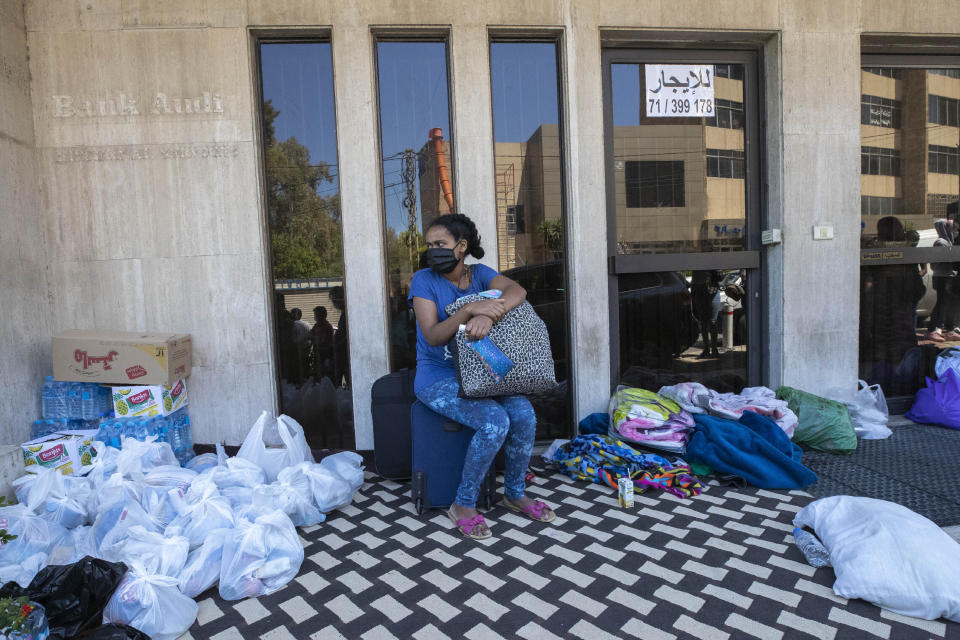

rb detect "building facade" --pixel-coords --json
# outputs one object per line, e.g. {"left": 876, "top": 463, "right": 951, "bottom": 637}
{"left": 1, "top": 0, "right": 958, "bottom": 449}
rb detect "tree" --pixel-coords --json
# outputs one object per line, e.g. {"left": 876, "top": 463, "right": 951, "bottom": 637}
{"left": 263, "top": 99, "right": 343, "bottom": 279}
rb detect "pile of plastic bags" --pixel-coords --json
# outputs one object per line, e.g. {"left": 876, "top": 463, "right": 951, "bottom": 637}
{"left": 0, "top": 410, "right": 365, "bottom": 640}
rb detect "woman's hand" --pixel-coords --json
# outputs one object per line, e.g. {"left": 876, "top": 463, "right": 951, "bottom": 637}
{"left": 467, "top": 299, "right": 507, "bottom": 322}
{"left": 464, "top": 315, "right": 494, "bottom": 341}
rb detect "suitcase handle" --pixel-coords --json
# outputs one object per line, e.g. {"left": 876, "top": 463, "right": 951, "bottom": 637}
{"left": 442, "top": 420, "right": 463, "bottom": 433}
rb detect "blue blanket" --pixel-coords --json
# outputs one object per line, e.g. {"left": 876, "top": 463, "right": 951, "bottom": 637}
{"left": 685, "top": 411, "right": 818, "bottom": 489}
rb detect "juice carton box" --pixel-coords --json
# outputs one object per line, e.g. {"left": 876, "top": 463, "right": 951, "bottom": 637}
{"left": 112, "top": 378, "right": 187, "bottom": 417}
{"left": 22, "top": 429, "right": 99, "bottom": 476}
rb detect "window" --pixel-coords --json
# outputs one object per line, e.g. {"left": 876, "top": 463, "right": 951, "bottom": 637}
{"left": 706, "top": 149, "right": 745, "bottom": 179}
{"left": 928, "top": 193, "right": 959, "bottom": 217}
{"left": 861, "top": 195, "right": 902, "bottom": 216}
{"left": 375, "top": 40, "right": 455, "bottom": 372}
{"left": 707, "top": 98, "right": 744, "bottom": 130}
{"left": 714, "top": 64, "right": 743, "bottom": 80}
{"left": 490, "top": 41, "right": 570, "bottom": 439}
{"left": 861, "top": 146, "right": 901, "bottom": 176}
{"left": 259, "top": 42, "right": 353, "bottom": 449}
{"left": 505, "top": 205, "right": 525, "bottom": 235}
{"left": 929, "top": 94, "right": 960, "bottom": 126}
{"left": 863, "top": 67, "right": 901, "bottom": 79}
{"left": 930, "top": 69, "right": 960, "bottom": 79}
{"left": 861, "top": 95, "right": 901, "bottom": 129}
{"left": 929, "top": 144, "right": 960, "bottom": 175}
{"left": 626, "top": 161, "right": 685, "bottom": 208}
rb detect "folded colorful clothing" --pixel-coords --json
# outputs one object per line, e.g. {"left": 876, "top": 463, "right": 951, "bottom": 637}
{"left": 552, "top": 434, "right": 703, "bottom": 499}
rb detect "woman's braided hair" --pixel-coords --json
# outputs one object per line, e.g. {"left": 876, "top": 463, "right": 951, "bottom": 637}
{"left": 428, "top": 213, "right": 485, "bottom": 259}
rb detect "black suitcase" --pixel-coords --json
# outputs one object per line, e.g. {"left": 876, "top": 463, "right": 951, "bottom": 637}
{"left": 371, "top": 369, "right": 416, "bottom": 480}
{"left": 410, "top": 400, "right": 497, "bottom": 515}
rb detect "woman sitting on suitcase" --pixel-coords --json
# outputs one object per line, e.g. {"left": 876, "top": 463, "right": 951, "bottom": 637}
{"left": 409, "top": 213, "right": 556, "bottom": 539}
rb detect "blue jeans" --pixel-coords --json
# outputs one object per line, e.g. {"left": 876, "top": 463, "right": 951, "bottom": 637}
{"left": 416, "top": 377, "right": 537, "bottom": 508}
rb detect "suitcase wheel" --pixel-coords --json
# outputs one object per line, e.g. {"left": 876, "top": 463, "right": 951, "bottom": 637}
{"left": 415, "top": 497, "right": 423, "bottom": 516}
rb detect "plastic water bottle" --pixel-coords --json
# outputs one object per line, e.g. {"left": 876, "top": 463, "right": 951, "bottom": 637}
{"left": 97, "top": 385, "right": 113, "bottom": 416}
{"left": 80, "top": 386, "right": 96, "bottom": 420}
{"left": 182, "top": 414, "right": 193, "bottom": 451}
{"left": 41, "top": 377, "right": 56, "bottom": 419}
{"left": 793, "top": 527, "right": 830, "bottom": 568}
{"left": 65, "top": 383, "right": 79, "bottom": 419}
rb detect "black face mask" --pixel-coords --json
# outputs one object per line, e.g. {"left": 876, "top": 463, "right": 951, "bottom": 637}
{"left": 426, "top": 247, "right": 460, "bottom": 274}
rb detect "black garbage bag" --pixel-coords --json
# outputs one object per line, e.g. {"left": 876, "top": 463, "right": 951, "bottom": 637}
{"left": 0, "top": 556, "right": 127, "bottom": 639}
{"left": 86, "top": 623, "right": 151, "bottom": 640}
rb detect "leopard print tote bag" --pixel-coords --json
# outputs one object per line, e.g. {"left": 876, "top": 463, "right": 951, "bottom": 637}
{"left": 444, "top": 292, "right": 557, "bottom": 398}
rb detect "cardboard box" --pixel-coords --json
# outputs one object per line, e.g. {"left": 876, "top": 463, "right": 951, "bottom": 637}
{"left": 52, "top": 330, "right": 191, "bottom": 385}
{"left": 112, "top": 378, "right": 188, "bottom": 417}
{"left": 22, "top": 430, "right": 99, "bottom": 476}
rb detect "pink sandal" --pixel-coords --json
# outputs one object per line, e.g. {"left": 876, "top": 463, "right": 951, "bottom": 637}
{"left": 447, "top": 511, "right": 492, "bottom": 540}
{"left": 501, "top": 498, "right": 556, "bottom": 523}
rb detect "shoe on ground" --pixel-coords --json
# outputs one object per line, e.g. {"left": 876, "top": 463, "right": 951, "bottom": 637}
{"left": 944, "top": 330, "right": 960, "bottom": 341}
{"left": 925, "top": 330, "right": 946, "bottom": 342}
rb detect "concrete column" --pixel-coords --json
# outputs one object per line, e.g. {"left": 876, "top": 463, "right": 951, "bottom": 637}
{"left": 0, "top": 0, "right": 48, "bottom": 444}
{"left": 332, "top": 25, "right": 390, "bottom": 449}
{"left": 449, "top": 25, "right": 498, "bottom": 269}
{"left": 563, "top": 12, "right": 612, "bottom": 421}
{"left": 778, "top": 7, "right": 862, "bottom": 394}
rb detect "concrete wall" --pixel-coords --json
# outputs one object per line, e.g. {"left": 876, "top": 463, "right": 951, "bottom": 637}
{"left": 0, "top": 0, "right": 48, "bottom": 444}
{"left": 10, "top": 0, "right": 959, "bottom": 447}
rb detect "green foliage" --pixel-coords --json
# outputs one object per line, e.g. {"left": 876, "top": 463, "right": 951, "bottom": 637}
{"left": 0, "top": 597, "right": 35, "bottom": 633}
{"left": 538, "top": 218, "right": 564, "bottom": 254}
{"left": 263, "top": 100, "right": 343, "bottom": 280}
{"left": 0, "top": 496, "right": 14, "bottom": 546}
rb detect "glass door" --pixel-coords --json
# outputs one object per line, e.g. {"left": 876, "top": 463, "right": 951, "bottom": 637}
{"left": 602, "top": 49, "right": 763, "bottom": 392}
{"left": 857, "top": 58, "right": 960, "bottom": 403}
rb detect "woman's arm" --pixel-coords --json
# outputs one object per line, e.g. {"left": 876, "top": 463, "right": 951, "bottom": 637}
{"left": 490, "top": 274, "right": 526, "bottom": 313}
{"left": 412, "top": 296, "right": 479, "bottom": 347}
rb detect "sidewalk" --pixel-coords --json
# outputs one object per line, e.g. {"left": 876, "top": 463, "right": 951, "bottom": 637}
{"left": 180, "top": 430, "right": 960, "bottom": 640}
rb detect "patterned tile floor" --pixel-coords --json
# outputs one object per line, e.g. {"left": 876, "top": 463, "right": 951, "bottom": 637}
{"left": 180, "top": 466, "right": 960, "bottom": 640}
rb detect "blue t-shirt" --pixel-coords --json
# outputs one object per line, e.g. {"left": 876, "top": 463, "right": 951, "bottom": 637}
{"left": 407, "top": 263, "right": 499, "bottom": 393}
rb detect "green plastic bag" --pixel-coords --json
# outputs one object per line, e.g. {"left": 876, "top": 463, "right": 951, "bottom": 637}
{"left": 775, "top": 386, "right": 857, "bottom": 454}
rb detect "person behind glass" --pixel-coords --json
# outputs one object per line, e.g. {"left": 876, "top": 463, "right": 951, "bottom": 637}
{"left": 409, "top": 213, "right": 556, "bottom": 540}
{"left": 925, "top": 216, "right": 960, "bottom": 342}
{"left": 690, "top": 270, "right": 721, "bottom": 359}
{"left": 310, "top": 305, "right": 334, "bottom": 380}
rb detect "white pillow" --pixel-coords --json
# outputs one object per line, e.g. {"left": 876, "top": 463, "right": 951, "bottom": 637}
{"left": 794, "top": 496, "right": 960, "bottom": 622}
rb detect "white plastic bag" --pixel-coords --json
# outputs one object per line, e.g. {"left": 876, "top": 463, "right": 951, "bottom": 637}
{"left": 220, "top": 486, "right": 255, "bottom": 510}
{"left": 201, "top": 446, "right": 267, "bottom": 490}
{"left": 140, "top": 465, "right": 198, "bottom": 529}
{"left": 237, "top": 412, "right": 314, "bottom": 482}
{"left": 23, "top": 467, "right": 88, "bottom": 530}
{"left": 290, "top": 463, "right": 353, "bottom": 514}
{"left": 185, "top": 452, "right": 218, "bottom": 474}
{"left": 178, "top": 528, "right": 230, "bottom": 598}
{"left": 0, "top": 504, "right": 72, "bottom": 570}
{"left": 115, "top": 525, "right": 189, "bottom": 579}
{"left": 0, "top": 552, "right": 47, "bottom": 588}
{"left": 255, "top": 467, "right": 324, "bottom": 527}
{"left": 317, "top": 452, "right": 364, "bottom": 508}
{"left": 823, "top": 380, "right": 891, "bottom": 440}
{"left": 92, "top": 472, "right": 144, "bottom": 517}
{"left": 116, "top": 436, "right": 179, "bottom": 478}
{"left": 795, "top": 496, "right": 960, "bottom": 621}
{"left": 103, "top": 562, "right": 198, "bottom": 640}
{"left": 219, "top": 509, "right": 304, "bottom": 600}
{"left": 165, "top": 477, "right": 235, "bottom": 549}
{"left": 849, "top": 380, "right": 891, "bottom": 439}
{"left": 935, "top": 347, "right": 960, "bottom": 380}
{"left": 91, "top": 497, "right": 160, "bottom": 557}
